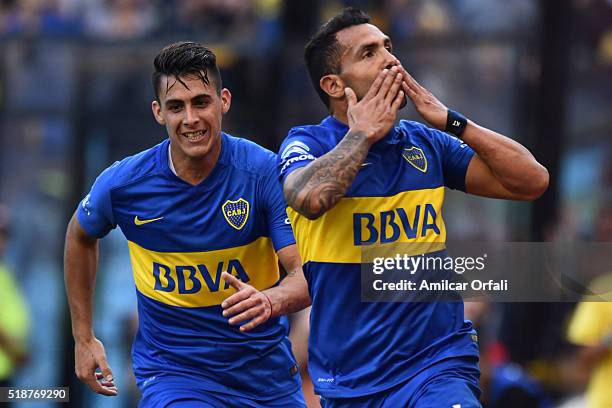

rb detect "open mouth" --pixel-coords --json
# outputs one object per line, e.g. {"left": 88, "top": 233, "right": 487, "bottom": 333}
{"left": 183, "top": 130, "right": 207, "bottom": 143}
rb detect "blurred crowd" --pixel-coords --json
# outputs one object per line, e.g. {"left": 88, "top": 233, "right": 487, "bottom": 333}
{"left": 0, "top": 0, "right": 278, "bottom": 42}
{"left": 0, "top": 0, "right": 610, "bottom": 57}
{"left": 0, "top": 0, "right": 539, "bottom": 41}
{"left": 1, "top": 0, "right": 611, "bottom": 407}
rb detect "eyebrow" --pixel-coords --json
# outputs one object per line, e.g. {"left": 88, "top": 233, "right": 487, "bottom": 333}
{"left": 353, "top": 36, "right": 392, "bottom": 57}
{"left": 164, "top": 94, "right": 212, "bottom": 107}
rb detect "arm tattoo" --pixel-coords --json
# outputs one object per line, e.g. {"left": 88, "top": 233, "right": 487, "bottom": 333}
{"left": 284, "top": 130, "right": 370, "bottom": 219}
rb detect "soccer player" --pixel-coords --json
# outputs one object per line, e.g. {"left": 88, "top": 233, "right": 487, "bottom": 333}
{"left": 64, "top": 42, "right": 309, "bottom": 407}
{"left": 276, "top": 8, "right": 549, "bottom": 408}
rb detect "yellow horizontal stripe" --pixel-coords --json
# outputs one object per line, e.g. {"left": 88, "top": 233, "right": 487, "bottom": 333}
{"left": 129, "top": 237, "right": 279, "bottom": 307}
{"left": 288, "top": 188, "right": 446, "bottom": 264}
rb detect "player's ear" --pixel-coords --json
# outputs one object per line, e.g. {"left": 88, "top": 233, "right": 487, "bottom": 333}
{"left": 220, "top": 88, "right": 231, "bottom": 114}
{"left": 151, "top": 101, "right": 165, "bottom": 125}
{"left": 320, "top": 74, "right": 345, "bottom": 102}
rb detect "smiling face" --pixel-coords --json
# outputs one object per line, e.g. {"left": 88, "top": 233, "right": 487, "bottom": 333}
{"left": 151, "top": 73, "right": 231, "bottom": 165}
{"left": 335, "top": 23, "right": 400, "bottom": 101}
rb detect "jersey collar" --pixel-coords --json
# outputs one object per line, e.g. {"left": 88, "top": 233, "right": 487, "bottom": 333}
{"left": 160, "top": 133, "right": 230, "bottom": 190}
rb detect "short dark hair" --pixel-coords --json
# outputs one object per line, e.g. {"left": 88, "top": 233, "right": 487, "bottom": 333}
{"left": 304, "top": 8, "right": 370, "bottom": 108}
{"left": 152, "top": 42, "right": 222, "bottom": 101}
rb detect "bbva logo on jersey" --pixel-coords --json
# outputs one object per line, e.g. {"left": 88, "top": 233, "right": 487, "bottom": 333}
{"left": 222, "top": 198, "right": 250, "bottom": 230}
{"left": 153, "top": 259, "right": 249, "bottom": 294}
{"left": 353, "top": 204, "right": 441, "bottom": 245}
{"left": 402, "top": 146, "right": 427, "bottom": 173}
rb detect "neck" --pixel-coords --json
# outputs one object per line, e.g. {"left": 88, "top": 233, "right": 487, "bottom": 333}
{"left": 169, "top": 139, "right": 221, "bottom": 186}
{"left": 330, "top": 101, "right": 349, "bottom": 125}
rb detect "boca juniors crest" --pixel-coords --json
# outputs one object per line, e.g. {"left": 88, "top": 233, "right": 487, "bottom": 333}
{"left": 402, "top": 146, "right": 428, "bottom": 173}
{"left": 222, "top": 198, "right": 250, "bottom": 230}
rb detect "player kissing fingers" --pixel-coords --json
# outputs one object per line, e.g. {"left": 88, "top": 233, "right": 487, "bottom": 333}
{"left": 221, "top": 272, "right": 272, "bottom": 332}
{"left": 345, "top": 68, "right": 405, "bottom": 144}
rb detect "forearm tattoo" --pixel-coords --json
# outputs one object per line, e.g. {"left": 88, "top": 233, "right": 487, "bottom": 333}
{"left": 284, "top": 130, "right": 370, "bottom": 219}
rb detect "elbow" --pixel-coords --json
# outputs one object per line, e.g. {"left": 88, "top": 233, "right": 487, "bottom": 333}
{"left": 283, "top": 187, "right": 327, "bottom": 220}
{"left": 300, "top": 206, "right": 326, "bottom": 220}
{"left": 283, "top": 170, "right": 337, "bottom": 219}
{"left": 292, "top": 202, "right": 326, "bottom": 220}
{"left": 522, "top": 165, "right": 549, "bottom": 201}
{"left": 305, "top": 296, "right": 313, "bottom": 308}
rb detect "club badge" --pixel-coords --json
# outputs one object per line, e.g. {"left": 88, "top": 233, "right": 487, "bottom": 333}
{"left": 222, "top": 198, "right": 250, "bottom": 230}
{"left": 402, "top": 146, "right": 428, "bottom": 173}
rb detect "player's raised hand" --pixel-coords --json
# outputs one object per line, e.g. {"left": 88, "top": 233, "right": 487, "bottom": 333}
{"left": 221, "top": 272, "right": 272, "bottom": 332}
{"left": 74, "top": 337, "right": 118, "bottom": 396}
{"left": 399, "top": 66, "right": 449, "bottom": 130}
{"left": 345, "top": 66, "right": 405, "bottom": 145}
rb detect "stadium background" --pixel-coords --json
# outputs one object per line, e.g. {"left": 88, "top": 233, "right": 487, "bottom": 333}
{"left": 0, "top": 0, "right": 610, "bottom": 407}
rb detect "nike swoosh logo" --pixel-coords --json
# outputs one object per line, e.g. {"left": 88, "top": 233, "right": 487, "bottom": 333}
{"left": 134, "top": 216, "right": 164, "bottom": 226}
{"left": 361, "top": 162, "right": 373, "bottom": 167}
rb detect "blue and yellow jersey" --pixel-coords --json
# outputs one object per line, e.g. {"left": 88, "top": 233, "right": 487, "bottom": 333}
{"left": 77, "top": 133, "right": 300, "bottom": 399}
{"left": 278, "top": 116, "right": 479, "bottom": 398}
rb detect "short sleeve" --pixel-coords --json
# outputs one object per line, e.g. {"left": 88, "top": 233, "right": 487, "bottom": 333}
{"left": 431, "top": 129, "right": 475, "bottom": 191}
{"left": 277, "top": 128, "right": 325, "bottom": 184}
{"left": 260, "top": 159, "right": 296, "bottom": 252}
{"left": 76, "top": 162, "right": 118, "bottom": 238}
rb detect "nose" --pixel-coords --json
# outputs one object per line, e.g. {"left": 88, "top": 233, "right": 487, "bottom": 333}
{"left": 183, "top": 105, "right": 199, "bottom": 127}
{"left": 384, "top": 51, "right": 400, "bottom": 70}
